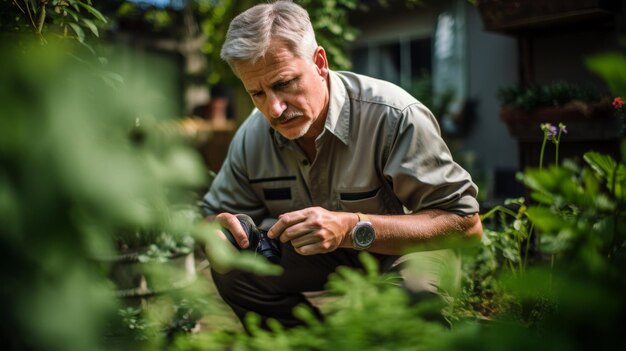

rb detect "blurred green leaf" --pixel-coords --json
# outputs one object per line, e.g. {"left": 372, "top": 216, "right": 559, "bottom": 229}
{"left": 0, "top": 39, "right": 219, "bottom": 350}
{"left": 584, "top": 151, "right": 626, "bottom": 200}
{"left": 68, "top": 22, "right": 85, "bottom": 42}
{"left": 65, "top": 8, "right": 81, "bottom": 22}
{"left": 82, "top": 18, "right": 98, "bottom": 37}
{"left": 586, "top": 52, "right": 626, "bottom": 98}
{"left": 526, "top": 207, "right": 568, "bottom": 233}
{"left": 77, "top": 1, "right": 108, "bottom": 24}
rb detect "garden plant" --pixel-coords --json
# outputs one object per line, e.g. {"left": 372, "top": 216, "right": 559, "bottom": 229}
{"left": 2, "top": 1, "right": 626, "bottom": 350}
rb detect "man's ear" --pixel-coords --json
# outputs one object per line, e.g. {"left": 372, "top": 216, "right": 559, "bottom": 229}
{"left": 313, "top": 46, "right": 329, "bottom": 78}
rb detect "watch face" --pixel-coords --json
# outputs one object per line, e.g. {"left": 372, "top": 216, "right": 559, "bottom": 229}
{"left": 354, "top": 225, "right": 375, "bottom": 247}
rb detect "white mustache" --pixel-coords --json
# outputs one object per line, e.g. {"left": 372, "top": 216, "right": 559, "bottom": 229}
{"left": 272, "top": 111, "right": 304, "bottom": 125}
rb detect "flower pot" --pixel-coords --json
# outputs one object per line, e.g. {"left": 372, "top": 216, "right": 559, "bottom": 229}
{"left": 104, "top": 246, "right": 197, "bottom": 301}
{"left": 499, "top": 101, "right": 622, "bottom": 169}
{"left": 99, "top": 240, "right": 203, "bottom": 347}
{"left": 500, "top": 101, "right": 621, "bottom": 141}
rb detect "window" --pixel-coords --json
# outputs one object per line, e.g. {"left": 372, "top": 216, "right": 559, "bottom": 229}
{"left": 350, "top": 37, "right": 432, "bottom": 90}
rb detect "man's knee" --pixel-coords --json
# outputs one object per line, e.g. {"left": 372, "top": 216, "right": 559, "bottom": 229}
{"left": 210, "top": 268, "right": 260, "bottom": 302}
{"left": 394, "top": 249, "right": 462, "bottom": 297}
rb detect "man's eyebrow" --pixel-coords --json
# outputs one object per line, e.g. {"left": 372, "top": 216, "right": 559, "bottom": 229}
{"left": 270, "top": 75, "right": 298, "bottom": 88}
{"left": 269, "top": 78, "right": 286, "bottom": 87}
{"left": 270, "top": 73, "right": 290, "bottom": 83}
{"left": 246, "top": 86, "right": 262, "bottom": 95}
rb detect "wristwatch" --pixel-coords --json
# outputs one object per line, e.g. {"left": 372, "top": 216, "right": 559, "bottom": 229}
{"left": 351, "top": 213, "right": 376, "bottom": 250}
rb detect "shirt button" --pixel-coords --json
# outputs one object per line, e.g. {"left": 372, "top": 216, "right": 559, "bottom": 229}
{"left": 301, "top": 160, "right": 309, "bottom": 166}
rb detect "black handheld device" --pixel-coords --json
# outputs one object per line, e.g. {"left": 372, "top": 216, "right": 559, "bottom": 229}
{"left": 222, "top": 214, "right": 281, "bottom": 264}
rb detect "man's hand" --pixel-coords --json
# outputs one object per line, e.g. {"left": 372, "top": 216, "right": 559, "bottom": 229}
{"left": 214, "top": 212, "right": 250, "bottom": 249}
{"left": 267, "top": 207, "right": 355, "bottom": 255}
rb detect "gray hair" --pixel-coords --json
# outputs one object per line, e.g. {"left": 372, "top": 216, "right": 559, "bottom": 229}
{"left": 220, "top": 1, "right": 318, "bottom": 73}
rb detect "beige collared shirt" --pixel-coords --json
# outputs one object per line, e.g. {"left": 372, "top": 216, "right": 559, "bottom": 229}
{"left": 201, "top": 70, "right": 479, "bottom": 223}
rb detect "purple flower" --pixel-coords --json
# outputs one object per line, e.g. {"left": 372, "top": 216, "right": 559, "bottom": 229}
{"left": 548, "top": 125, "right": 558, "bottom": 139}
{"left": 541, "top": 123, "right": 558, "bottom": 140}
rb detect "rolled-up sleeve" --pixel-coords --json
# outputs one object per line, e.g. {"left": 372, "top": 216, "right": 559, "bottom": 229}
{"left": 383, "top": 103, "right": 479, "bottom": 215}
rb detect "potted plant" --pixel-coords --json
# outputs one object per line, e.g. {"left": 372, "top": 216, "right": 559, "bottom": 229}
{"left": 497, "top": 81, "right": 622, "bottom": 169}
{"left": 108, "top": 219, "right": 198, "bottom": 301}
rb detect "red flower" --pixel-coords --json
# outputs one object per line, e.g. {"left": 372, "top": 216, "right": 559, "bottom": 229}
{"left": 613, "top": 97, "right": 625, "bottom": 109}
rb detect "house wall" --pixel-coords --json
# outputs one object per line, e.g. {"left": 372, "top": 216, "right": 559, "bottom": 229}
{"left": 464, "top": 4, "right": 520, "bottom": 201}
{"left": 469, "top": 3, "right": 626, "bottom": 201}
{"left": 531, "top": 27, "right": 621, "bottom": 90}
{"left": 350, "top": 3, "right": 441, "bottom": 44}
{"left": 349, "top": 1, "right": 521, "bottom": 203}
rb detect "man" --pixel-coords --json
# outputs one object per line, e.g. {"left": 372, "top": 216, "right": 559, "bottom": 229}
{"left": 201, "top": 0, "right": 482, "bottom": 329}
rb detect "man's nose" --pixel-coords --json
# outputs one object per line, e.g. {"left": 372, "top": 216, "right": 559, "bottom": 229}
{"left": 267, "top": 92, "right": 287, "bottom": 118}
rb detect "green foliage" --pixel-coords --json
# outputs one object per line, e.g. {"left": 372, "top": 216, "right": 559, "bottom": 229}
{"left": 170, "top": 253, "right": 447, "bottom": 351}
{"left": 0, "top": 37, "right": 278, "bottom": 350}
{"left": 497, "top": 81, "right": 603, "bottom": 111}
{"left": 445, "top": 142, "right": 626, "bottom": 350}
{"left": 0, "top": 38, "right": 195, "bottom": 350}
{"left": 1, "top": 0, "right": 107, "bottom": 48}
{"left": 585, "top": 151, "right": 626, "bottom": 201}
{"left": 115, "top": 288, "right": 240, "bottom": 349}
{"left": 452, "top": 198, "right": 531, "bottom": 322}
{"left": 2, "top": 3, "right": 625, "bottom": 350}
{"left": 521, "top": 155, "right": 624, "bottom": 267}
{"left": 480, "top": 198, "right": 532, "bottom": 271}
{"left": 458, "top": 109, "right": 626, "bottom": 341}
{"left": 113, "top": 0, "right": 182, "bottom": 35}
{"left": 298, "top": 0, "right": 358, "bottom": 70}
{"left": 586, "top": 52, "right": 626, "bottom": 98}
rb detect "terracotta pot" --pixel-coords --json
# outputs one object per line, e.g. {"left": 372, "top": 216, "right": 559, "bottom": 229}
{"left": 500, "top": 101, "right": 621, "bottom": 141}
{"left": 499, "top": 100, "right": 622, "bottom": 170}
{"left": 105, "top": 247, "right": 197, "bottom": 300}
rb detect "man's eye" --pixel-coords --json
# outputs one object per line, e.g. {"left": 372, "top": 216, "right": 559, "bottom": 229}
{"left": 251, "top": 91, "right": 265, "bottom": 98}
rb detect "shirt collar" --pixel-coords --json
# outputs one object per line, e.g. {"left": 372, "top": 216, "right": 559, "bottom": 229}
{"left": 324, "top": 70, "right": 350, "bottom": 145}
{"left": 272, "top": 70, "right": 350, "bottom": 147}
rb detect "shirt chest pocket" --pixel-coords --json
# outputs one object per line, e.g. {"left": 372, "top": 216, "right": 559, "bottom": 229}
{"left": 337, "top": 185, "right": 388, "bottom": 214}
{"left": 250, "top": 177, "right": 300, "bottom": 218}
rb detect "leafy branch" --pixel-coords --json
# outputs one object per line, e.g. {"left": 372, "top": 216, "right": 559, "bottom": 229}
{"left": 9, "top": 0, "right": 107, "bottom": 45}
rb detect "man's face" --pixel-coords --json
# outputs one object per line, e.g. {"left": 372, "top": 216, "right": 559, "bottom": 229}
{"left": 234, "top": 41, "right": 329, "bottom": 141}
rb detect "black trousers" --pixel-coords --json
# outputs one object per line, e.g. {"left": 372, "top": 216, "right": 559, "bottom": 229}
{"left": 210, "top": 243, "right": 458, "bottom": 330}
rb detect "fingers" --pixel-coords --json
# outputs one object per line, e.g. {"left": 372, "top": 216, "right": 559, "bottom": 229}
{"left": 293, "top": 241, "right": 335, "bottom": 256}
{"left": 277, "top": 221, "right": 315, "bottom": 243}
{"left": 267, "top": 210, "right": 307, "bottom": 240}
{"left": 215, "top": 212, "right": 249, "bottom": 249}
{"left": 268, "top": 207, "right": 345, "bottom": 255}
{"left": 269, "top": 209, "right": 321, "bottom": 243}
{"left": 289, "top": 230, "right": 320, "bottom": 247}
{"left": 288, "top": 225, "right": 341, "bottom": 255}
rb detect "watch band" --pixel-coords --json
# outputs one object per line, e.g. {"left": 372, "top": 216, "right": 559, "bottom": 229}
{"left": 356, "top": 212, "right": 370, "bottom": 223}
